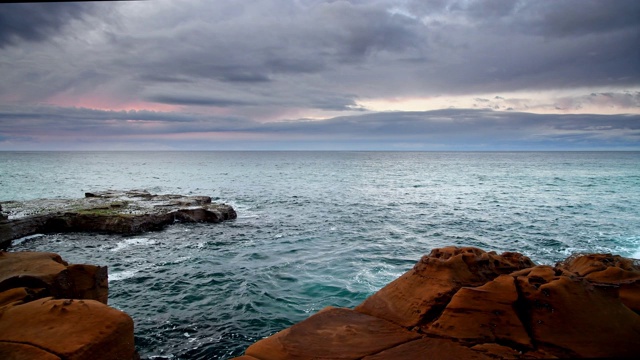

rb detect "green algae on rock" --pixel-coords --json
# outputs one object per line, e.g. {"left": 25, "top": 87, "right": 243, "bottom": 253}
{"left": 0, "top": 190, "right": 237, "bottom": 248}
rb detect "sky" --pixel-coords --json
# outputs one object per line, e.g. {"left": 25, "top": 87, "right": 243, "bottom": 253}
{"left": 0, "top": 0, "right": 638, "bottom": 151}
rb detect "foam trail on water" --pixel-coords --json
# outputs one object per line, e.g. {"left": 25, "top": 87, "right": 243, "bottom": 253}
{"left": 109, "top": 270, "right": 138, "bottom": 282}
{"left": 110, "top": 237, "right": 156, "bottom": 252}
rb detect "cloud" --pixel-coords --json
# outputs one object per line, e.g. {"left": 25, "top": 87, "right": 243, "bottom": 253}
{"left": 1, "top": 105, "right": 637, "bottom": 150}
{"left": 0, "top": 2, "right": 95, "bottom": 48}
{"left": 146, "top": 95, "right": 253, "bottom": 107}
{"left": 2, "top": 0, "right": 638, "bottom": 104}
{"left": 0, "top": 0, "right": 638, "bottom": 151}
{"left": 518, "top": 0, "right": 640, "bottom": 37}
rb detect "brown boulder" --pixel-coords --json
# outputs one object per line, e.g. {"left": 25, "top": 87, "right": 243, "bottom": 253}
{"left": 0, "top": 287, "right": 47, "bottom": 308}
{"left": 0, "top": 297, "right": 136, "bottom": 360}
{"left": 0, "top": 251, "right": 107, "bottom": 304}
{"left": 516, "top": 274, "right": 640, "bottom": 357}
{"left": 237, "top": 248, "right": 640, "bottom": 359}
{"left": 558, "top": 253, "right": 638, "bottom": 277}
{"left": 66, "top": 264, "right": 109, "bottom": 304}
{"left": 244, "top": 307, "right": 420, "bottom": 360}
{"left": 426, "top": 274, "right": 532, "bottom": 348}
{"left": 355, "top": 247, "right": 535, "bottom": 328}
{"left": 558, "top": 253, "right": 640, "bottom": 313}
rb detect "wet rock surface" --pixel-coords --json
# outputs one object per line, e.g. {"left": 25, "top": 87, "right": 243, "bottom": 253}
{"left": 235, "top": 247, "right": 640, "bottom": 359}
{"left": 0, "top": 190, "right": 236, "bottom": 248}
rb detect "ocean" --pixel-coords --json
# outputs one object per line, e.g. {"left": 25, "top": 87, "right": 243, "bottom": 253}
{"left": 2, "top": 151, "right": 639, "bottom": 359}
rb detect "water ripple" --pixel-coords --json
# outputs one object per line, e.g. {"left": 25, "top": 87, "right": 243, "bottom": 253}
{"left": 4, "top": 151, "right": 640, "bottom": 359}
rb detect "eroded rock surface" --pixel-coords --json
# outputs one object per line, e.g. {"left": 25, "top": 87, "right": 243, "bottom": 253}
{"left": 0, "top": 190, "right": 236, "bottom": 248}
{"left": 0, "top": 297, "right": 135, "bottom": 360}
{"left": 245, "top": 307, "right": 420, "bottom": 360}
{"left": 0, "top": 251, "right": 136, "bottom": 360}
{"left": 355, "top": 246, "right": 535, "bottom": 329}
{"left": 0, "top": 251, "right": 108, "bottom": 304}
{"left": 236, "top": 247, "right": 640, "bottom": 360}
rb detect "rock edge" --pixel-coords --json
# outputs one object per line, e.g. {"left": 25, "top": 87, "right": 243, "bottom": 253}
{"left": 0, "top": 251, "right": 137, "bottom": 360}
{"left": 235, "top": 246, "right": 640, "bottom": 359}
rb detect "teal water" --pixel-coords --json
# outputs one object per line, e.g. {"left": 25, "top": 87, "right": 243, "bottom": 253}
{"left": 1, "top": 151, "right": 639, "bottom": 359}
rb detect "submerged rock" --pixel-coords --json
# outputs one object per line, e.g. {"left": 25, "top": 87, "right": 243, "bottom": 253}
{"left": 235, "top": 247, "right": 640, "bottom": 359}
{"left": 0, "top": 190, "right": 237, "bottom": 248}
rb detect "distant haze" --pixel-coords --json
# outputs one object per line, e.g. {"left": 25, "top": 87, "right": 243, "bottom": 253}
{"left": 0, "top": 0, "right": 638, "bottom": 150}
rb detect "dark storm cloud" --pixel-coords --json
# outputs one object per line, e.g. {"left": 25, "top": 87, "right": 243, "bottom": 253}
{"left": 402, "top": 0, "right": 640, "bottom": 92}
{"left": 119, "top": 1, "right": 421, "bottom": 86}
{"left": 0, "top": 2, "right": 94, "bottom": 48}
{"left": 0, "top": 0, "right": 639, "bottom": 150}
{"left": 519, "top": 0, "right": 640, "bottom": 37}
{"left": 2, "top": 0, "right": 638, "bottom": 106}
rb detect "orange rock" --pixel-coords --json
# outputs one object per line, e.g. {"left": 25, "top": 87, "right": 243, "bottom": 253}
{"left": 355, "top": 247, "right": 535, "bottom": 328}
{"left": 558, "top": 253, "right": 640, "bottom": 313}
{"left": 362, "top": 337, "right": 492, "bottom": 360}
{"left": 0, "top": 251, "right": 108, "bottom": 304}
{"left": 0, "top": 251, "right": 68, "bottom": 289}
{"left": 238, "top": 248, "right": 640, "bottom": 359}
{"left": 244, "top": 307, "right": 420, "bottom": 360}
{"left": 0, "top": 297, "right": 136, "bottom": 360}
{"left": 426, "top": 274, "right": 532, "bottom": 348}
{"left": 516, "top": 275, "right": 640, "bottom": 357}
{"left": 0, "top": 287, "right": 31, "bottom": 307}
{"left": 558, "top": 253, "right": 638, "bottom": 277}
{"left": 510, "top": 265, "right": 557, "bottom": 282}
{"left": 0, "top": 342, "right": 61, "bottom": 360}
{"left": 67, "top": 264, "right": 108, "bottom": 304}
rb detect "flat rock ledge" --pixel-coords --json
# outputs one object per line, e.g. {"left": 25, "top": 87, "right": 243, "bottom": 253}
{"left": 0, "top": 190, "right": 237, "bottom": 248}
{"left": 0, "top": 251, "right": 136, "bottom": 360}
{"left": 234, "top": 246, "right": 640, "bottom": 360}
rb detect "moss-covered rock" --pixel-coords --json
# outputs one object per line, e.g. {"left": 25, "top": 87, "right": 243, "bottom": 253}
{"left": 0, "top": 190, "right": 236, "bottom": 248}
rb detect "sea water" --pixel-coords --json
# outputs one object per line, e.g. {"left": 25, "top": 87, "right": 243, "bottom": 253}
{"left": 1, "top": 151, "right": 639, "bottom": 359}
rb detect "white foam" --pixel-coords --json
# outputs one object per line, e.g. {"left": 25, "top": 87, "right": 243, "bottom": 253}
{"left": 11, "top": 233, "right": 45, "bottom": 246}
{"left": 109, "top": 270, "right": 137, "bottom": 282}
{"left": 110, "top": 237, "right": 157, "bottom": 252}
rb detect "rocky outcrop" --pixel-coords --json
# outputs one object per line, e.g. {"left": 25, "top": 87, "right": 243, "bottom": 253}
{"left": 0, "top": 298, "right": 135, "bottom": 360}
{"left": 0, "top": 251, "right": 108, "bottom": 304}
{"left": 355, "top": 247, "right": 535, "bottom": 329}
{"left": 245, "top": 307, "right": 421, "bottom": 360}
{"left": 235, "top": 247, "right": 640, "bottom": 359}
{"left": 0, "top": 251, "right": 136, "bottom": 360}
{"left": 0, "top": 190, "right": 237, "bottom": 248}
